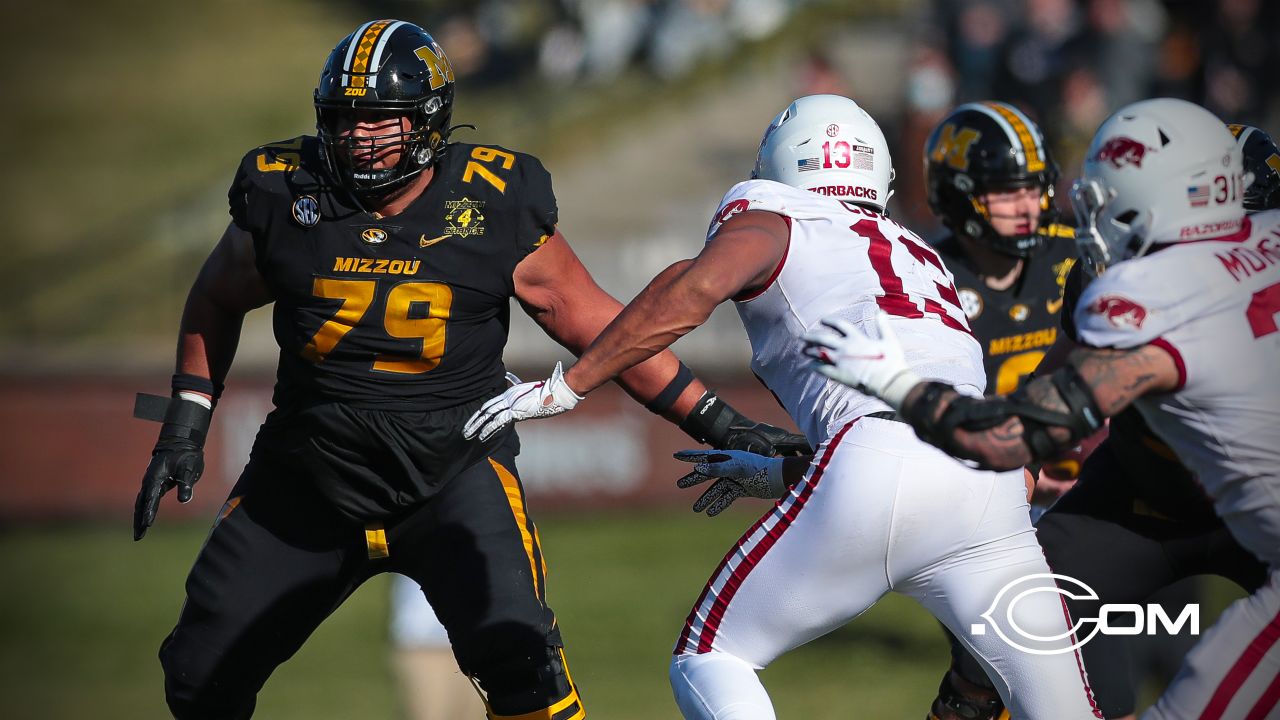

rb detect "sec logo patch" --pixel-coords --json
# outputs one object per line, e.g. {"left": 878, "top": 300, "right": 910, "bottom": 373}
{"left": 292, "top": 195, "right": 320, "bottom": 227}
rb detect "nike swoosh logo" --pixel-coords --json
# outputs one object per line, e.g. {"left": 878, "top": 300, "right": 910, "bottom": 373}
{"left": 1046, "top": 297, "right": 1064, "bottom": 314}
{"left": 419, "top": 234, "right": 450, "bottom": 248}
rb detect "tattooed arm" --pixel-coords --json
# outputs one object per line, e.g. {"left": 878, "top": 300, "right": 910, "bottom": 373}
{"left": 899, "top": 343, "right": 1181, "bottom": 470}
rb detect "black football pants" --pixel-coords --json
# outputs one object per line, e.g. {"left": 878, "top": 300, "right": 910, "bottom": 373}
{"left": 158, "top": 438, "right": 580, "bottom": 719}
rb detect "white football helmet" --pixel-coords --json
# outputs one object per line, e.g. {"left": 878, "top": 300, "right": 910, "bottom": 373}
{"left": 1070, "top": 98, "right": 1245, "bottom": 275}
{"left": 753, "top": 94, "right": 894, "bottom": 212}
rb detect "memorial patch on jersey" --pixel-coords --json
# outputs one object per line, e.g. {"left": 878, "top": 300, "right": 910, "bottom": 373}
{"left": 443, "top": 198, "right": 486, "bottom": 238}
{"left": 958, "top": 287, "right": 984, "bottom": 320}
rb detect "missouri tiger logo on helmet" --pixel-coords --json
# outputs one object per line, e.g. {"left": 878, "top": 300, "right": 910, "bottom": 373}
{"left": 924, "top": 101, "right": 1058, "bottom": 258}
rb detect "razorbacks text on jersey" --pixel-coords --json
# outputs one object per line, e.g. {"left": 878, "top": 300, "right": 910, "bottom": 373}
{"left": 709, "top": 179, "right": 985, "bottom": 446}
{"left": 1075, "top": 209, "right": 1280, "bottom": 565}
{"left": 934, "top": 225, "right": 1076, "bottom": 395}
{"left": 229, "top": 137, "right": 556, "bottom": 413}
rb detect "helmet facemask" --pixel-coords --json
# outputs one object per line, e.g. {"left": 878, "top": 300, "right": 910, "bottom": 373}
{"left": 315, "top": 96, "right": 449, "bottom": 198}
{"left": 1069, "top": 178, "right": 1152, "bottom": 276}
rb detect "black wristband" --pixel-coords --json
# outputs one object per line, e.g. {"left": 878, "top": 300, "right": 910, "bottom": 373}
{"left": 134, "top": 393, "right": 213, "bottom": 446}
{"left": 172, "top": 373, "right": 223, "bottom": 400}
{"left": 644, "top": 363, "right": 695, "bottom": 414}
{"left": 678, "top": 391, "right": 745, "bottom": 446}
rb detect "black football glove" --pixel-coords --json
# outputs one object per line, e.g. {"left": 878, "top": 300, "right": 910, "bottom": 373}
{"left": 133, "top": 394, "right": 212, "bottom": 540}
{"left": 721, "top": 421, "right": 811, "bottom": 457}
{"left": 679, "top": 391, "right": 813, "bottom": 458}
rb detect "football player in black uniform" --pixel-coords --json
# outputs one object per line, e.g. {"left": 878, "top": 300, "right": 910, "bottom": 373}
{"left": 921, "top": 102, "right": 1084, "bottom": 720}
{"left": 920, "top": 124, "right": 1280, "bottom": 720}
{"left": 132, "top": 20, "right": 805, "bottom": 720}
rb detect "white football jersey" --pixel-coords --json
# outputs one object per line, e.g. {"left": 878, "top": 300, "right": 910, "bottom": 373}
{"left": 709, "top": 179, "right": 985, "bottom": 445}
{"left": 1076, "top": 209, "right": 1280, "bottom": 561}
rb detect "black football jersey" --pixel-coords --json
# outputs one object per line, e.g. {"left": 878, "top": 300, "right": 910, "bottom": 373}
{"left": 1061, "top": 262, "right": 1215, "bottom": 524}
{"left": 229, "top": 137, "right": 556, "bottom": 412}
{"left": 934, "top": 225, "right": 1076, "bottom": 395}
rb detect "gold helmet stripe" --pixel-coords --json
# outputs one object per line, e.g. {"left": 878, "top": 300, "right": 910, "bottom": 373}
{"left": 984, "top": 101, "right": 1046, "bottom": 173}
{"left": 343, "top": 19, "right": 394, "bottom": 89}
{"left": 983, "top": 99, "right": 1044, "bottom": 172}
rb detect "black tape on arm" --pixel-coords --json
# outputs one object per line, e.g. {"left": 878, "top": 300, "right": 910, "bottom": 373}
{"left": 645, "top": 362, "right": 695, "bottom": 415}
{"left": 133, "top": 393, "right": 213, "bottom": 445}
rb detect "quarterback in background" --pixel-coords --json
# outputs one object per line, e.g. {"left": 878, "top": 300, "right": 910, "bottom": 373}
{"left": 467, "top": 95, "right": 1102, "bottom": 719}
{"left": 809, "top": 99, "right": 1280, "bottom": 720}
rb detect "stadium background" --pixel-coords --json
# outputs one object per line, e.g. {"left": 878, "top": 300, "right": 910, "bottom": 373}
{"left": 1, "top": 0, "right": 1274, "bottom": 717}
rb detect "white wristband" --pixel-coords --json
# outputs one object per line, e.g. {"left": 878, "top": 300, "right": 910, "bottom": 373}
{"left": 879, "top": 370, "right": 922, "bottom": 411}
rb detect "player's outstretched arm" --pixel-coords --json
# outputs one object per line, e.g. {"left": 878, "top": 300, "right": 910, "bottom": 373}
{"left": 465, "top": 214, "right": 810, "bottom": 456}
{"left": 133, "top": 222, "right": 273, "bottom": 540}
{"left": 804, "top": 311, "right": 1178, "bottom": 471}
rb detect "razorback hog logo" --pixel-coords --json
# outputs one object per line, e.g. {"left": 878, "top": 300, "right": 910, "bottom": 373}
{"left": 709, "top": 198, "right": 751, "bottom": 234}
{"left": 1091, "top": 295, "right": 1148, "bottom": 329}
{"left": 1095, "top": 136, "right": 1152, "bottom": 169}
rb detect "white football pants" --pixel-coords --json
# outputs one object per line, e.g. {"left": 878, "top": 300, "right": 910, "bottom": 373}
{"left": 669, "top": 415, "right": 1102, "bottom": 720}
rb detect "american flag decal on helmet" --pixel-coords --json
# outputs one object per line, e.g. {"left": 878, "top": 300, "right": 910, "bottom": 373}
{"left": 797, "top": 157, "right": 821, "bottom": 172}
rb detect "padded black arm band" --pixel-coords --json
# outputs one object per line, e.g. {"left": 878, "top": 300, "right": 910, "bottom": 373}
{"left": 907, "top": 365, "right": 1105, "bottom": 464}
{"left": 678, "top": 391, "right": 744, "bottom": 446}
{"left": 645, "top": 362, "right": 695, "bottom": 414}
{"left": 133, "top": 393, "right": 214, "bottom": 445}
{"left": 172, "top": 373, "right": 223, "bottom": 400}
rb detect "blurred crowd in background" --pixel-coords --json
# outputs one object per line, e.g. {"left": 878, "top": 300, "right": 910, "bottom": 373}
{"left": 406, "top": 0, "right": 1278, "bottom": 233}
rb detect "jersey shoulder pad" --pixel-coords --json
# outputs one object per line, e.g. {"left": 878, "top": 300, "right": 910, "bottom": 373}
{"left": 1074, "top": 252, "right": 1204, "bottom": 348}
{"left": 445, "top": 142, "right": 559, "bottom": 258}
{"left": 229, "top": 136, "right": 325, "bottom": 232}
{"left": 707, "top": 179, "right": 827, "bottom": 239}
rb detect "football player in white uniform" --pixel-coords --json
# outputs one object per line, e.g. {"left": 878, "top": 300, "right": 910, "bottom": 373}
{"left": 465, "top": 95, "right": 1101, "bottom": 719}
{"left": 808, "top": 98, "right": 1280, "bottom": 720}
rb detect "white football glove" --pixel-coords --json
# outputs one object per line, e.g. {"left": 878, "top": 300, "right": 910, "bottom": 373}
{"left": 463, "top": 361, "right": 584, "bottom": 442}
{"left": 674, "top": 449, "right": 786, "bottom": 517}
{"left": 801, "top": 312, "right": 921, "bottom": 410}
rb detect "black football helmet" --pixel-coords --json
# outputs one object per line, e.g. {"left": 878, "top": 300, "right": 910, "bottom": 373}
{"left": 314, "top": 20, "right": 455, "bottom": 197}
{"left": 924, "top": 101, "right": 1059, "bottom": 257}
{"left": 1228, "top": 123, "right": 1280, "bottom": 213}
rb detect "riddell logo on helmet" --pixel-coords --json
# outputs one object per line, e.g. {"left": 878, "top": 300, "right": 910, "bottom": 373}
{"left": 810, "top": 185, "right": 877, "bottom": 200}
{"left": 1091, "top": 295, "right": 1148, "bottom": 329}
{"left": 1095, "top": 136, "right": 1153, "bottom": 169}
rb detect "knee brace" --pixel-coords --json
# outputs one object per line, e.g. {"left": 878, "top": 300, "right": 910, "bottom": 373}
{"left": 468, "top": 644, "right": 583, "bottom": 720}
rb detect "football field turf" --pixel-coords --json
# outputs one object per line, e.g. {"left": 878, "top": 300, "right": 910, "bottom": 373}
{"left": 0, "top": 509, "right": 1242, "bottom": 718}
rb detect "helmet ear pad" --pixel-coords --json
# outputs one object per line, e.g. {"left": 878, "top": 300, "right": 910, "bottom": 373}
{"left": 313, "top": 20, "right": 456, "bottom": 198}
